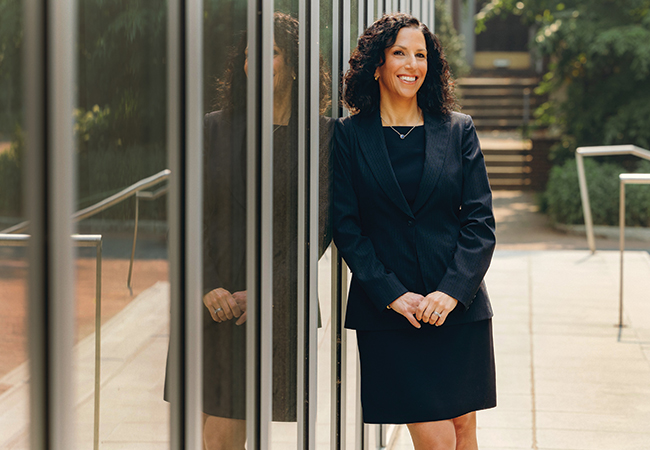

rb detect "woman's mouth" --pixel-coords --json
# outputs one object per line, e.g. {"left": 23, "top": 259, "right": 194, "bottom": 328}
{"left": 398, "top": 75, "right": 417, "bottom": 83}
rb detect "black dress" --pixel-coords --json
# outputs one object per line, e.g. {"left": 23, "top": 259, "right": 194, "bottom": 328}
{"left": 354, "top": 126, "right": 496, "bottom": 424}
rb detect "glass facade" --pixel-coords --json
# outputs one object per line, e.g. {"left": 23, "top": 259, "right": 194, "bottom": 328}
{"left": 0, "top": 1, "right": 28, "bottom": 447}
{"left": 0, "top": 1, "right": 436, "bottom": 449}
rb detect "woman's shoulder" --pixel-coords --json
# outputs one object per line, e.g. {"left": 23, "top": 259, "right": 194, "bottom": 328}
{"left": 447, "top": 111, "right": 474, "bottom": 129}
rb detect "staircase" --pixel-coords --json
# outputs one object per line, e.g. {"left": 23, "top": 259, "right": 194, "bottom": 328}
{"left": 457, "top": 76, "right": 545, "bottom": 190}
{"left": 457, "top": 77, "right": 542, "bottom": 131}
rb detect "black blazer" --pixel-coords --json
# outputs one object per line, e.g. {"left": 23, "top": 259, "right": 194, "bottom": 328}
{"left": 333, "top": 110, "right": 496, "bottom": 330}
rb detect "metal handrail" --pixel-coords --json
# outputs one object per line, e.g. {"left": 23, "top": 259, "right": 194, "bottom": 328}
{"left": 0, "top": 169, "right": 171, "bottom": 234}
{"left": 618, "top": 174, "right": 650, "bottom": 328}
{"left": 576, "top": 145, "right": 650, "bottom": 253}
{"left": 0, "top": 233, "right": 102, "bottom": 450}
{"left": 0, "top": 171, "right": 170, "bottom": 448}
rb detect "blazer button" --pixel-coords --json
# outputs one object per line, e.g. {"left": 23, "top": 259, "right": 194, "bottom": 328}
{"left": 407, "top": 220, "right": 414, "bottom": 227}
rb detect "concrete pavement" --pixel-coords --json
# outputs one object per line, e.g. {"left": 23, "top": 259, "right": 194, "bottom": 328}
{"left": 1, "top": 192, "right": 650, "bottom": 449}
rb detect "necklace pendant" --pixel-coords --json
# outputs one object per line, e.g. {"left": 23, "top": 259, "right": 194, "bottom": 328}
{"left": 399, "top": 134, "right": 405, "bottom": 139}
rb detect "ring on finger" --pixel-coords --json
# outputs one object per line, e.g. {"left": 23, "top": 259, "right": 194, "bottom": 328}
{"left": 214, "top": 307, "right": 223, "bottom": 314}
{"left": 433, "top": 311, "right": 442, "bottom": 318}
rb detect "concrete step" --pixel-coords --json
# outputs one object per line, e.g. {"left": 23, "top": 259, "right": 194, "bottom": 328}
{"left": 460, "top": 97, "right": 543, "bottom": 108}
{"left": 463, "top": 107, "right": 528, "bottom": 118}
{"left": 458, "top": 77, "right": 539, "bottom": 86}
{"left": 484, "top": 154, "right": 532, "bottom": 164}
{"left": 458, "top": 87, "right": 529, "bottom": 97}
{"left": 473, "top": 118, "right": 528, "bottom": 128}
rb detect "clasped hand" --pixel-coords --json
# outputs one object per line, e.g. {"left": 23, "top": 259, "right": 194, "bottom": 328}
{"left": 203, "top": 288, "right": 247, "bottom": 325}
{"left": 388, "top": 291, "right": 458, "bottom": 328}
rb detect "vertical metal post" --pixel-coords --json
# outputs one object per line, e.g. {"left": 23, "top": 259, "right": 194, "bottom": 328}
{"left": 412, "top": 0, "right": 421, "bottom": 20}
{"left": 167, "top": 0, "right": 184, "bottom": 447}
{"left": 167, "top": 0, "right": 203, "bottom": 447}
{"left": 309, "top": 0, "right": 321, "bottom": 443}
{"left": 331, "top": 2, "right": 347, "bottom": 449}
{"left": 185, "top": 0, "right": 204, "bottom": 447}
{"left": 421, "top": 0, "right": 428, "bottom": 27}
{"left": 298, "top": 0, "right": 309, "bottom": 443}
{"left": 430, "top": 0, "right": 435, "bottom": 33}
{"left": 298, "top": 0, "right": 320, "bottom": 447}
{"left": 576, "top": 152, "right": 596, "bottom": 253}
{"left": 25, "top": 0, "right": 77, "bottom": 448}
{"left": 247, "top": 1, "right": 273, "bottom": 448}
{"left": 127, "top": 196, "right": 140, "bottom": 291}
{"left": 619, "top": 179, "right": 625, "bottom": 328}
{"left": 93, "top": 240, "right": 102, "bottom": 450}
{"left": 343, "top": 0, "right": 351, "bottom": 76}
{"left": 331, "top": 246, "right": 348, "bottom": 450}
{"left": 333, "top": 0, "right": 341, "bottom": 117}
{"left": 367, "top": 0, "right": 375, "bottom": 25}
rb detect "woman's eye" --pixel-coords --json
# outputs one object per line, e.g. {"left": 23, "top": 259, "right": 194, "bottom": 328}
{"left": 416, "top": 53, "right": 426, "bottom": 58}
{"left": 393, "top": 50, "right": 404, "bottom": 56}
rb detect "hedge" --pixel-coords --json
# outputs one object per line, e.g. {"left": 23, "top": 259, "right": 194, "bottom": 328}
{"left": 543, "top": 158, "right": 650, "bottom": 227}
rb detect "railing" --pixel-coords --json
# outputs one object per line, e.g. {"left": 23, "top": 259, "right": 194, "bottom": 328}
{"left": 1, "top": 169, "right": 171, "bottom": 234}
{"left": 576, "top": 145, "right": 650, "bottom": 327}
{"left": 0, "top": 234, "right": 102, "bottom": 449}
{"left": 618, "top": 174, "right": 650, "bottom": 327}
{"left": 0, "top": 169, "right": 169, "bottom": 449}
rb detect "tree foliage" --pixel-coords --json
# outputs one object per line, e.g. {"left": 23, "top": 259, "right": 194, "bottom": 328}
{"left": 0, "top": 0, "right": 23, "bottom": 137}
{"left": 436, "top": 0, "right": 470, "bottom": 78}
{"left": 477, "top": 0, "right": 650, "bottom": 149}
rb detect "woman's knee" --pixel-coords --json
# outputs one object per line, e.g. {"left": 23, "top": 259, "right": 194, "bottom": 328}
{"left": 407, "top": 420, "right": 456, "bottom": 450}
{"left": 452, "top": 412, "right": 476, "bottom": 431}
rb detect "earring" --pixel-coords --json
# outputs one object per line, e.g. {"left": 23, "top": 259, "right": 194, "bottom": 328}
{"left": 293, "top": 75, "right": 296, "bottom": 80}
{"left": 374, "top": 74, "right": 379, "bottom": 81}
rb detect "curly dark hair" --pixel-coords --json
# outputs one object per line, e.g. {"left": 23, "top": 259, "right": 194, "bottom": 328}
{"left": 343, "top": 13, "right": 456, "bottom": 116}
{"left": 214, "top": 12, "right": 331, "bottom": 115}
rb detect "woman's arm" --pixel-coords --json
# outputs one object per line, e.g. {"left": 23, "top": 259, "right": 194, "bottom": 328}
{"left": 332, "top": 119, "right": 412, "bottom": 312}
{"left": 435, "top": 115, "right": 496, "bottom": 310}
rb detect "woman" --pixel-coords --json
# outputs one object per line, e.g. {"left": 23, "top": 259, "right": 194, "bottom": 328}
{"left": 164, "top": 12, "right": 333, "bottom": 449}
{"left": 333, "top": 13, "right": 496, "bottom": 450}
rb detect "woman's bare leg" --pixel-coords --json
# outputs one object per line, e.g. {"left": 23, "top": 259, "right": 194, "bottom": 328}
{"left": 407, "top": 420, "right": 456, "bottom": 450}
{"left": 451, "top": 412, "right": 478, "bottom": 450}
{"left": 202, "top": 413, "right": 246, "bottom": 450}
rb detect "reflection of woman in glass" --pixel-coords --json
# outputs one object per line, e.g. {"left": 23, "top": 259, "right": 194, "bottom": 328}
{"left": 183, "top": 12, "right": 331, "bottom": 449}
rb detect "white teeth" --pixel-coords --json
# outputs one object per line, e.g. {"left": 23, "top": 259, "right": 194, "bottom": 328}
{"left": 399, "top": 76, "right": 416, "bottom": 82}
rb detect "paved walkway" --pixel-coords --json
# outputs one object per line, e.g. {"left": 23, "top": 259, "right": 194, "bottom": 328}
{"left": 1, "top": 192, "right": 650, "bottom": 449}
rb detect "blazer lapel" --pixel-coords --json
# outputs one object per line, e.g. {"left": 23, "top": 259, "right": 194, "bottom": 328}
{"left": 411, "top": 112, "right": 451, "bottom": 214}
{"left": 354, "top": 112, "right": 414, "bottom": 218}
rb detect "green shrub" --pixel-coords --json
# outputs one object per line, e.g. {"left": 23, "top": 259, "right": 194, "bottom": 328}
{"left": 77, "top": 144, "right": 167, "bottom": 222}
{"left": 544, "top": 158, "right": 650, "bottom": 226}
{"left": 0, "top": 138, "right": 167, "bottom": 222}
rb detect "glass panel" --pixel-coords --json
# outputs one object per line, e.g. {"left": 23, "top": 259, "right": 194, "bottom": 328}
{"left": 269, "top": 2, "right": 301, "bottom": 448}
{"left": 201, "top": 1, "right": 249, "bottom": 448}
{"left": 0, "top": 0, "right": 28, "bottom": 445}
{"left": 74, "top": 2, "right": 170, "bottom": 446}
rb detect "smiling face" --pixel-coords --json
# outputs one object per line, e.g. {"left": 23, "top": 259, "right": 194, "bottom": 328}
{"left": 374, "top": 26, "right": 428, "bottom": 105}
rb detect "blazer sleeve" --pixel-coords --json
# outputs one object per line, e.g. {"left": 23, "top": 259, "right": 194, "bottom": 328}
{"left": 332, "top": 119, "right": 409, "bottom": 311}
{"left": 436, "top": 115, "right": 496, "bottom": 309}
